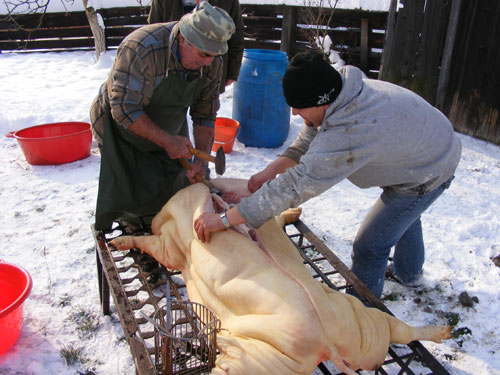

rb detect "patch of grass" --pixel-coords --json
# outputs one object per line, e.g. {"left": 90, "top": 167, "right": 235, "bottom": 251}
{"left": 71, "top": 308, "right": 100, "bottom": 338}
{"left": 445, "top": 312, "right": 460, "bottom": 327}
{"left": 433, "top": 283, "right": 444, "bottom": 293}
{"left": 451, "top": 326, "right": 472, "bottom": 339}
{"left": 59, "top": 294, "right": 72, "bottom": 307}
{"left": 444, "top": 353, "right": 457, "bottom": 361}
{"left": 76, "top": 369, "right": 97, "bottom": 375}
{"left": 117, "top": 335, "right": 128, "bottom": 343}
{"left": 381, "top": 292, "right": 401, "bottom": 302}
{"left": 451, "top": 326, "right": 472, "bottom": 348}
{"left": 35, "top": 205, "right": 46, "bottom": 213}
{"left": 60, "top": 346, "right": 88, "bottom": 367}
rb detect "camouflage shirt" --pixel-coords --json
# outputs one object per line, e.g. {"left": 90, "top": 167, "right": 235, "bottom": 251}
{"left": 90, "top": 22, "right": 223, "bottom": 143}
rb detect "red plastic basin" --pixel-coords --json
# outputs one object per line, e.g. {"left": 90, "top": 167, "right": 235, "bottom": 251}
{"left": 7, "top": 122, "right": 92, "bottom": 165}
{"left": 0, "top": 261, "right": 32, "bottom": 356}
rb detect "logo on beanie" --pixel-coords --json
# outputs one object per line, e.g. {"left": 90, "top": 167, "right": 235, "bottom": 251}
{"left": 317, "top": 87, "right": 336, "bottom": 105}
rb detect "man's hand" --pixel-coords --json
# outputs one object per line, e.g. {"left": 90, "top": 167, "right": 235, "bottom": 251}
{"left": 162, "top": 135, "right": 193, "bottom": 159}
{"left": 186, "top": 158, "right": 208, "bottom": 184}
{"left": 248, "top": 169, "right": 275, "bottom": 193}
{"left": 128, "top": 114, "right": 193, "bottom": 159}
{"left": 194, "top": 212, "right": 226, "bottom": 243}
{"left": 247, "top": 156, "right": 298, "bottom": 193}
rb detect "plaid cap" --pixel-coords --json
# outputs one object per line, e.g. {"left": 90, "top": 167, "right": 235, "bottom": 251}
{"left": 178, "top": 1, "right": 236, "bottom": 55}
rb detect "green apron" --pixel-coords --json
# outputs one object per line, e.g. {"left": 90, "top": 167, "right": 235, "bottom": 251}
{"left": 95, "top": 69, "right": 207, "bottom": 230}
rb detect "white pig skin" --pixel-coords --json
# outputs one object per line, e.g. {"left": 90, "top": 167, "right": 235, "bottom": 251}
{"left": 110, "top": 180, "right": 451, "bottom": 375}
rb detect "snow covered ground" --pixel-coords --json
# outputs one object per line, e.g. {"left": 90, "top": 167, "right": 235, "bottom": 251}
{"left": 0, "top": 48, "right": 499, "bottom": 375}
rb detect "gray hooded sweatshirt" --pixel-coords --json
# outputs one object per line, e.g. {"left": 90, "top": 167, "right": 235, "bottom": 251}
{"left": 238, "top": 65, "right": 462, "bottom": 228}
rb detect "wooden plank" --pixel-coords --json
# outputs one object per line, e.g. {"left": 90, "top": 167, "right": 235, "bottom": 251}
{"left": 412, "top": 0, "right": 451, "bottom": 104}
{"left": 294, "top": 28, "right": 385, "bottom": 48}
{"left": 360, "top": 17, "right": 369, "bottom": 72}
{"left": 242, "top": 39, "right": 280, "bottom": 50}
{"left": 241, "top": 16, "right": 282, "bottom": 28}
{"left": 100, "top": 6, "right": 150, "bottom": 18}
{"left": 383, "top": 0, "right": 425, "bottom": 86}
{"left": 240, "top": 4, "right": 283, "bottom": 17}
{"left": 5, "top": 11, "right": 89, "bottom": 29}
{"left": 436, "top": 0, "right": 463, "bottom": 109}
{"left": 0, "top": 38, "right": 94, "bottom": 50}
{"left": 103, "top": 16, "right": 148, "bottom": 27}
{"left": 296, "top": 7, "right": 388, "bottom": 29}
{"left": 378, "top": 0, "right": 398, "bottom": 79}
{"left": 244, "top": 27, "right": 281, "bottom": 41}
{"left": 0, "top": 26, "right": 91, "bottom": 40}
{"left": 105, "top": 26, "right": 141, "bottom": 38}
{"left": 281, "top": 5, "right": 297, "bottom": 58}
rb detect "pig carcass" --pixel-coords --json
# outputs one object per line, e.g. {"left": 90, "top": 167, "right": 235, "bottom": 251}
{"left": 110, "top": 179, "right": 451, "bottom": 375}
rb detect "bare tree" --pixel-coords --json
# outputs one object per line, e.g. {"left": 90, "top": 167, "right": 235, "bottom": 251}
{"left": 301, "top": 0, "right": 339, "bottom": 59}
{"left": 3, "top": 0, "right": 50, "bottom": 31}
{"left": 82, "top": 0, "right": 105, "bottom": 60}
{"left": 1, "top": 0, "right": 144, "bottom": 60}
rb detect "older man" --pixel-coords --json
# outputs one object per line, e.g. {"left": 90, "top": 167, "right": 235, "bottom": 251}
{"left": 194, "top": 51, "right": 462, "bottom": 299}
{"left": 148, "top": 0, "right": 244, "bottom": 93}
{"left": 90, "top": 2, "right": 235, "bottom": 231}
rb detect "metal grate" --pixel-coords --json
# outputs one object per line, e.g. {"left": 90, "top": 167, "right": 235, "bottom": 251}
{"left": 285, "top": 221, "right": 451, "bottom": 375}
{"left": 92, "top": 218, "right": 451, "bottom": 375}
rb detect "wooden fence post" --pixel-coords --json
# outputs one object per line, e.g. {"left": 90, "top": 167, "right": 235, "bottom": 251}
{"left": 360, "top": 18, "right": 369, "bottom": 73}
{"left": 281, "top": 5, "right": 297, "bottom": 59}
{"left": 413, "top": 0, "right": 451, "bottom": 104}
{"left": 378, "top": 0, "right": 397, "bottom": 80}
{"left": 436, "top": 0, "right": 462, "bottom": 110}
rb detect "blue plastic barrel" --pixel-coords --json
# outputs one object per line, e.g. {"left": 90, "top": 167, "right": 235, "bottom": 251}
{"left": 232, "top": 49, "right": 290, "bottom": 148}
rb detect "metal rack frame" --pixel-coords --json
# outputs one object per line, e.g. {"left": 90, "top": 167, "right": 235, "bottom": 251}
{"left": 92, "top": 219, "right": 451, "bottom": 375}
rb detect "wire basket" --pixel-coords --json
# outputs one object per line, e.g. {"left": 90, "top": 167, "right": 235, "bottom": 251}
{"left": 153, "top": 300, "right": 221, "bottom": 375}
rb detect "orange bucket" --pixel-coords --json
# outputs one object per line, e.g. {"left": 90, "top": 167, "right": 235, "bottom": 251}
{"left": 212, "top": 117, "right": 240, "bottom": 154}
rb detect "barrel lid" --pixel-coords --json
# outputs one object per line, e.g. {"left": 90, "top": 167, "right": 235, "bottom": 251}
{"left": 243, "top": 49, "right": 288, "bottom": 61}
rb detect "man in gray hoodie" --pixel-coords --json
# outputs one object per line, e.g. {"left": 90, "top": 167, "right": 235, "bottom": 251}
{"left": 194, "top": 51, "right": 462, "bottom": 299}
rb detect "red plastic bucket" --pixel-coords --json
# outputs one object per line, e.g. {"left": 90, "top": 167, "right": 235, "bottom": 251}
{"left": 0, "top": 261, "right": 32, "bottom": 356}
{"left": 6, "top": 122, "right": 92, "bottom": 165}
{"left": 211, "top": 117, "right": 240, "bottom": 154}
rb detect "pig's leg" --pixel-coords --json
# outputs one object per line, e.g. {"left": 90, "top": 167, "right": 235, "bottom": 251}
{"left": 385, "top": 314, "right": 451, "bottom": 344}
{"left": 275, "top": 207, "right": 302, "bottom": 228}
{"left": 110, "top": 235, "right": 161, "bottom": 259}
{"left": 212, "top": 336, "right": 311, "bottom": 375}
{"left": 210, "top": 178, "right": 251, "bottom": 201}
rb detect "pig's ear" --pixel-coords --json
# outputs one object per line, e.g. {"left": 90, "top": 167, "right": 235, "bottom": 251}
{"left": 275, "top": 207, "right": 302, "bottom": 228}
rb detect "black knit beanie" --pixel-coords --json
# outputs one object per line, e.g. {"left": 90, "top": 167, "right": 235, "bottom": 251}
{"left": 282, "top": 51, "right": 342, "bottom": 109}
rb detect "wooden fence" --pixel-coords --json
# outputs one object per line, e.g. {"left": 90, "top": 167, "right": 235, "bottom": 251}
{"left": 380, "top": 0, "right": 500, "bottom": 144}
{"left": 443, "top": 0, "right": 500, "bottom": 144}
{"left": 0, "top": 4, "right": 386, "bottom": 78}
{"left": 2, "top": 3, "right": 499, "bottom": 144}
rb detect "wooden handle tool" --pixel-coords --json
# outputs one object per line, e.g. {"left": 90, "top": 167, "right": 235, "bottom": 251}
{"left": 187, "top": 145, "right": 226, "bottom": 175}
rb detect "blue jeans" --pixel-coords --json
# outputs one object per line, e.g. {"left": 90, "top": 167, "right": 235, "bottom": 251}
{"left": 348, "top": 177, "right": 454, "bottom": 299}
